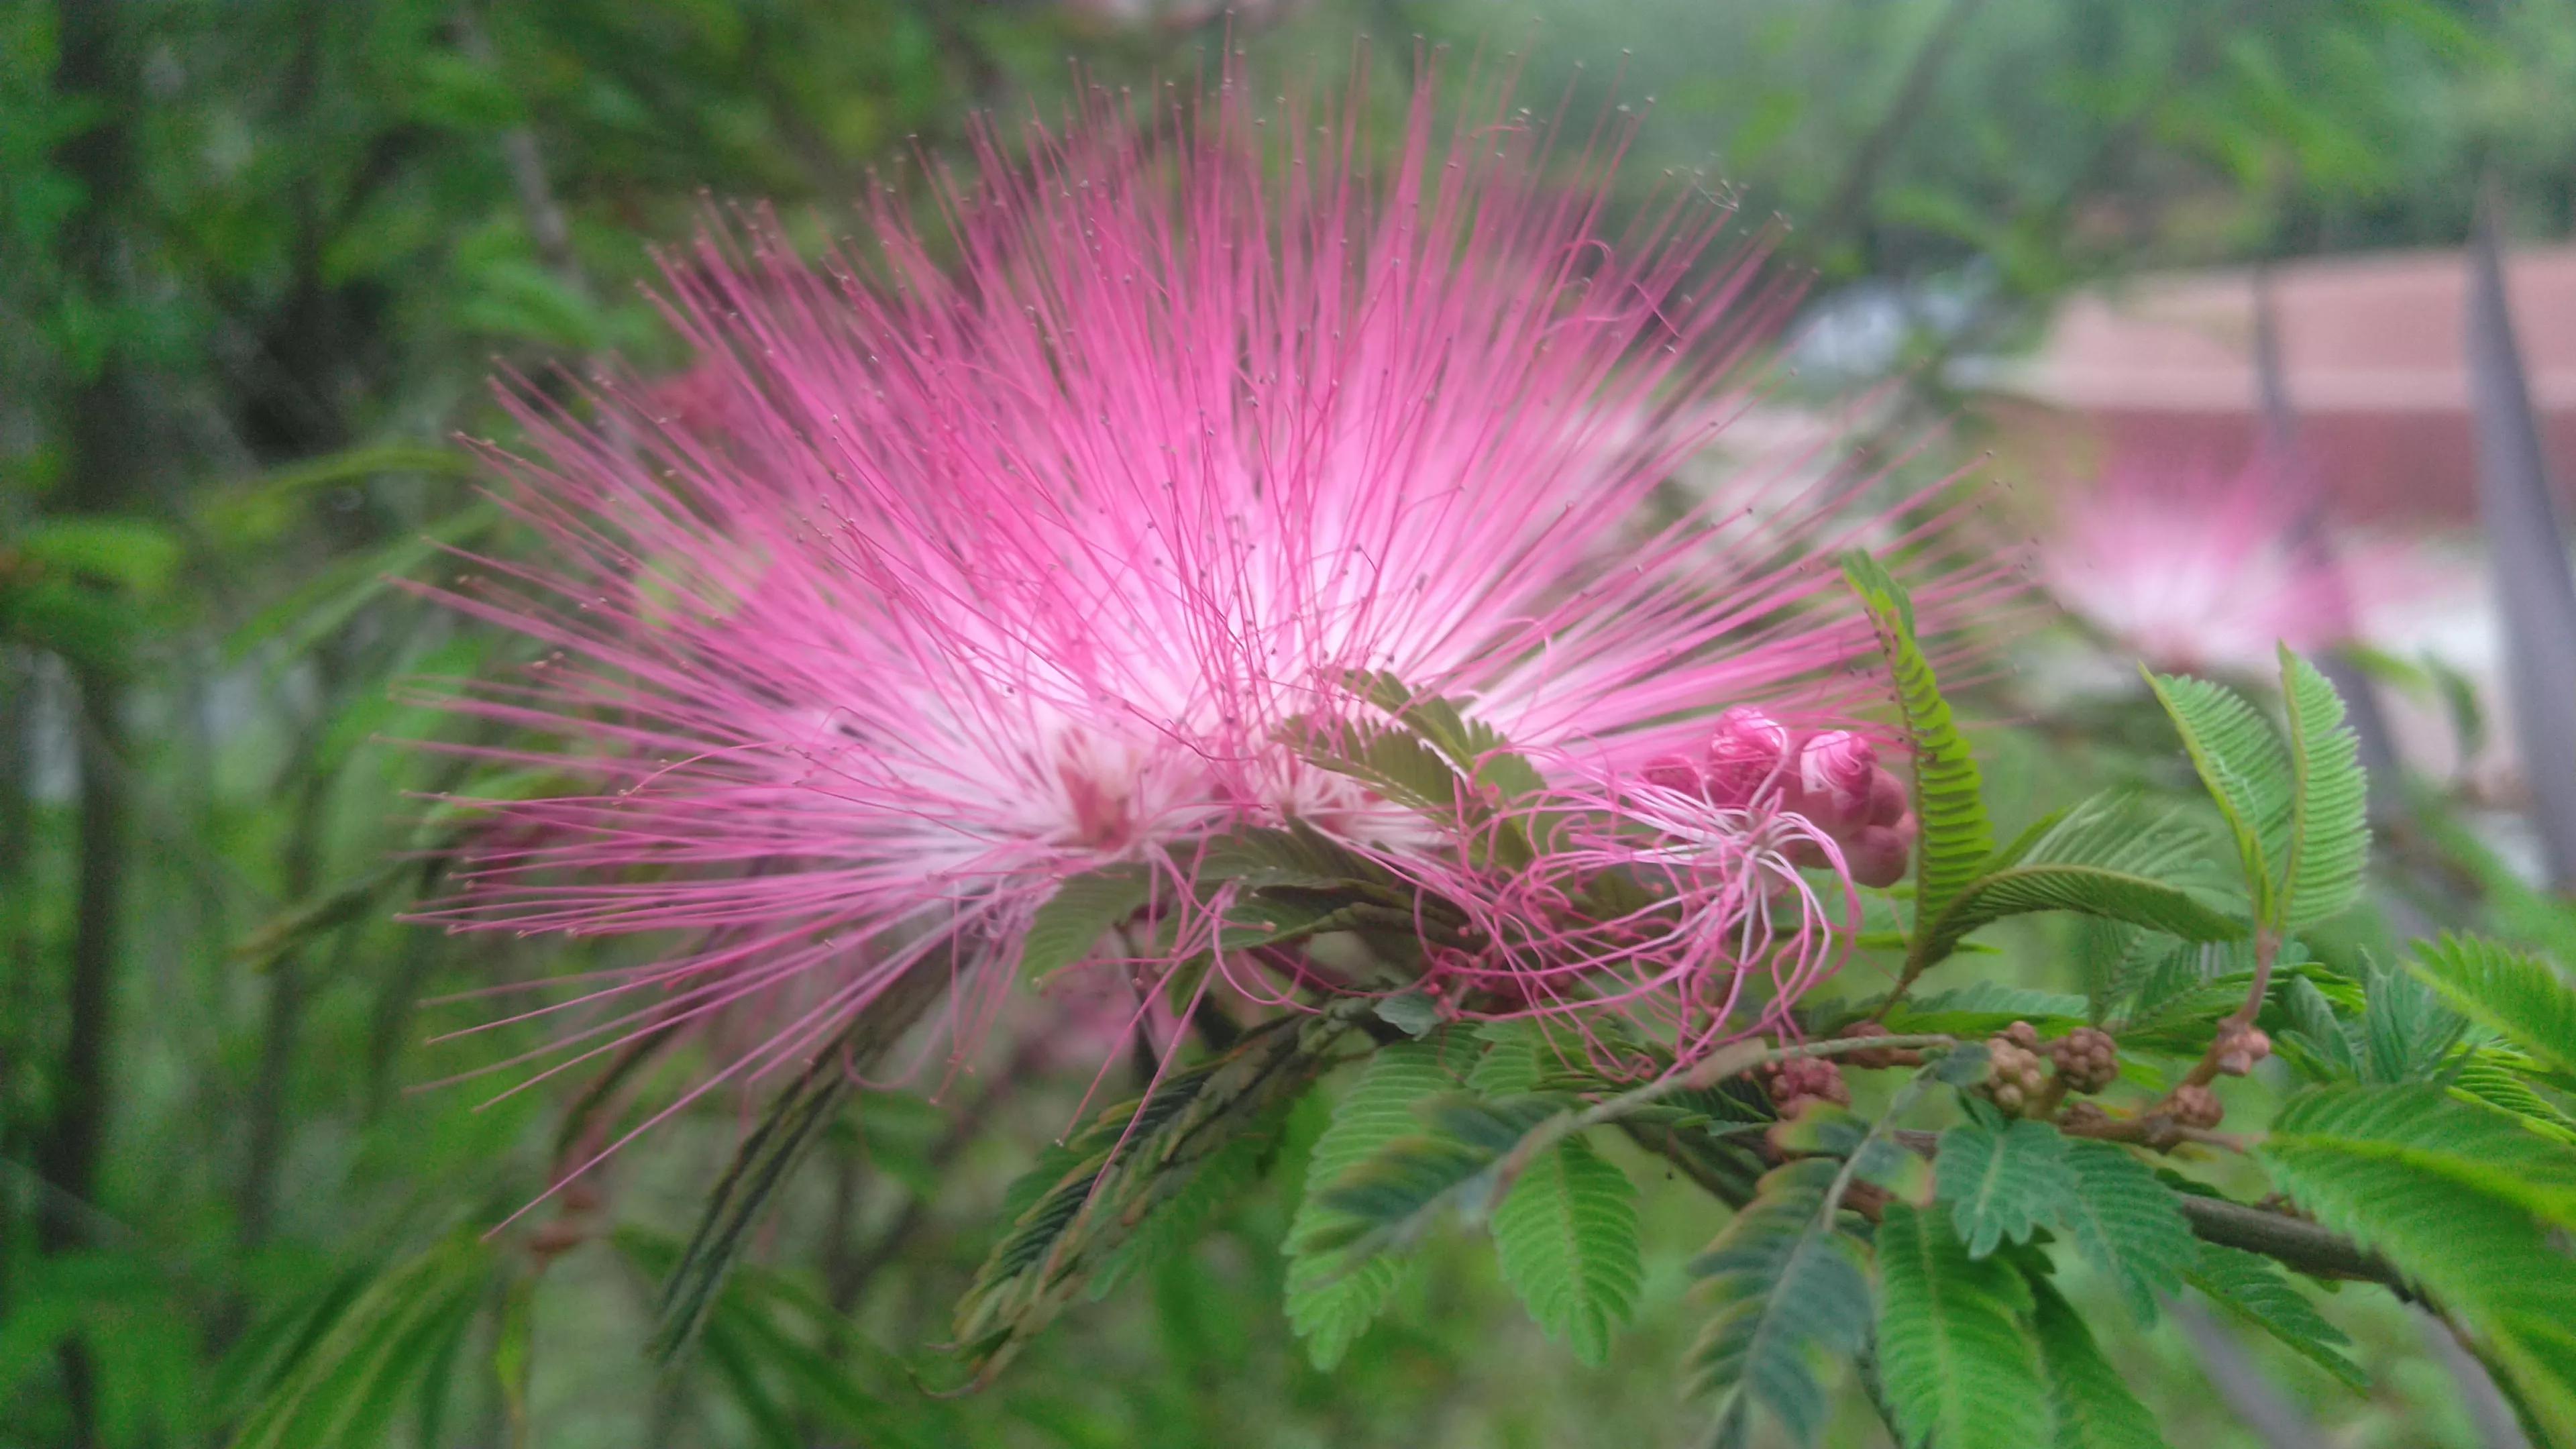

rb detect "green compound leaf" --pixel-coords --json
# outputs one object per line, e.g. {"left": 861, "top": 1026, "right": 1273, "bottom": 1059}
{"left": 2053, "top": 1141, "right": 2196, "bottom": 1326}
{"left": 2181, "top": 1242, "right": 2367, "bottom": 1391}
{"left": 1935, "top": 1119, "right": 2080, "bottom": 1259}
{"left": 1919, "top": 792, "right": 2245, "bottom": 965}
{"left": 1688, "top": 1158, "right": 1874, "bottom": 1449}
{"left": 2278, "top": 647, "right": 2370, "bottom": 930}
{"left": 1874, "top": 1201, "right": 2052, "bottom": 1449}
{"left": 1841, "top": 552, "right": 1992, "bottom": 936}
{"left": 2410, "top": 933, "right": 2576, "bottom": 1075}
{"left": 1489, "top": 1133, "right": 1643, "bottom": 1367}
{"left": 1283, "top": 1034, "right": 1477, "bottom": 1368}
{"left": 2027, "top": 1270, "right": 2169, "bottom": 1449}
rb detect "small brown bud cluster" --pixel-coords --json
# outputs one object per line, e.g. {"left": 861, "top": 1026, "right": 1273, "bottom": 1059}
{"left": 2169, "top": 1083, "right": 2226, "bottom": 1130}
{"left": 2046, "top": 1026, "right": 2121, "bottom": 1094}
{"left": 1835, "top": 1020, "right": 1903, "bottom": 1070}
{"left": 2212, "top": 1025, "right": 2272, "bottom": 1077}
{"left": 1762, "top": 1055, "right": 1852, "bottom": 1112}
{"left": 1981, "top": 1021, "right": 2048, "bottom": 1116}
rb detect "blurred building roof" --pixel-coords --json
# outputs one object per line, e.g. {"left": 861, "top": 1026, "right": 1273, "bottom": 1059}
{"left": 1982, "top": 244, "right": 2576, "bottom": 521}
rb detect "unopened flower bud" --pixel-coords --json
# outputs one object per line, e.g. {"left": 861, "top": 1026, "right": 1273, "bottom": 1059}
{"left": 2170, "top": 1083, "right": 2225, "bottom": 1130}
{"left": 2213, "top": 1026, "right": 2271, "bottom": 1077}
{"left": 2046, "top": 1026, "right": 2120, "bottom": 1094}
{"left": 1847, "top": 815, "right": 1915, "bottom": 889}
{"left": 1641, "top": 753, "right": 1703, "bottom": 796}
{"left": 1795, "top": 731, "right": 1878, "bottom": 833}
{"left": 1762, "top": 1055, "right": 1851, "bottom": 1112}
{"left": 1981, "top": 1028, "right": 2049, "bottom": 1118}
{"left": 1704, "top": 706, "right": 1791, "bottom": 807}
{"left": 1865, "top": 768, "right": 1909, "bottom": 827}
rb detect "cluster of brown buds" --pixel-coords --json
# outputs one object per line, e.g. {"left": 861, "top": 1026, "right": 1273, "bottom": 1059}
{"left": 2045, "top": 1026, "right": 2120, "bottom": 1093}
{"left": 1762, "top": 1055, "right": 1852, "bottom": 1112}
{"left": 1641, "top": 707, "right": 1918, "bottom": 888}
{"left": 2212, "top": 1024, "right": 2273, "bottom": 1077}
{"left": 1980, "top": 1022, "right": 2128, "bottom": 1118}
{"left": 2167, "top": 1083, "right": 2227, "bottom": 1130}
{"left": 1980, "top": 1021, "right": 2051, "bottom": 1115}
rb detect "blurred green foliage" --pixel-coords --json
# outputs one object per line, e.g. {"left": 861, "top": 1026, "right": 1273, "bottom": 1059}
{"left": 7, "top": 1, "right": 2576, "bottom": 1446}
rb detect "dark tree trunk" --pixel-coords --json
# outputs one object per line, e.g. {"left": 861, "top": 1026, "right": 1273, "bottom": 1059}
{"left": 38, "top": 3, "right": 148, "bottom": 1441}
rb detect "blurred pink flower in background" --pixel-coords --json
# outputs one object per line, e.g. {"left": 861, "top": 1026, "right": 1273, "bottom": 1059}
{"left": 2039, "top": 458, "right": 2416, "bottom": 676}
{"left": 407, "top": 60, "right": 1992, "bottom": 1168}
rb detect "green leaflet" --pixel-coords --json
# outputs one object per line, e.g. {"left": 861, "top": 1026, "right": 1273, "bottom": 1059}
{"left": 2359, "top": 955, "right": 2468, "bottom": 1085}
{"left": 1346, "top": 669, "right": 1550, "bottom": 802}
{"left": 1878, "top": 982, "right": 2090, "bottom": 1038}
{"left": 1929, "top": 1120, "right": 2192, "bottom": 1326}
{"left": 2277, "top": 974, "right": 2363, "bottom": 1080}
{"left": 2053, "top": 1141, "right": 2196, "bottom": 1326}
{"left": 1283, "top": 714, "right": 1466, "bottom": 816}
{"left": 1688, "top": 1158, "right": 1874, "bottom": 1448}
{"left": 2451, "top": 1049, "right": 2576, "bottom": 1142}
{"left": 1087, "top": 1125, "right": 1282, "bottom": 1302}
{"left": 1488, "top": 1133, "right": 1643, "bottom": 1368}
{"left": 618, "top": 1232, "right": 934, "bottom": 1449}
{"left": 2180, "top": 1242, "right": 2367, "bottom": 1390}
{"left": 2261, "top": 1084, "right": 2576, "bottom": 1431}
{"left": 2142, "top": 669, "right": 2294, "bottom": 926}
{"left": 1935, "top": 1119, "right": 2080, "bottom": 1258}
{"left": 1189, "top": 820, "right": 1392, "bottom": 893}
{"left": 2026, "top": 1271, "right": 2169, "bottom": 1449}
{"left": 2279, "top": 648, "right": 2369, "bottom": 930}
{"left": 227, "top": 1234, "right": 491, "bottom": 1449}
{"left": 655, "top": 957, "right": 948, "bottom": 1364}
{"left": 1840, "top": 552, "right": 1992, "bottom": 930}
{"left": 1874, "top": 1202, "right": 2053, "bottom": 1449}
{"left": 2410, "top": 933, "right": 2576, "bottom": 1075}
{"left": 1697, "top": 1055, "right": 1968, "bottom": 1446}
{"left": 955, "top": 1005, "right": 1362, "bottom": 1380}
{"left": 1283, "top": 1034, "right": 1478, "bottom": 1368}
{"left": 2265, "top": 1083, "right": 2576, "bottom": 1233}
{"left": 1916, "top": 792, "right": 2244, "bottom": 968}
{"left": 1303, "top": 1094, "right": 1572, "bottom": 1258}
{"left": 1019, "top": 863, "right": 1155, "bottom": 985}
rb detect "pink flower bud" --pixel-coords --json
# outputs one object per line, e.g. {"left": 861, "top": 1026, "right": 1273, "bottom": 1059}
{"left": 1795, "top": 730, "right": 1876, "bottom": 833}
{"left": 1847, "top": 814, "right": 1916, "bottom": 889}
{"left": 1640, "top": 754, "right": 1703, "bottom": 796}
{"left": 1866, "top": 767, "right": 1909, "bottom": 827}
{"left": 1703, "top": 706, "right": 1790, "bottom": 807}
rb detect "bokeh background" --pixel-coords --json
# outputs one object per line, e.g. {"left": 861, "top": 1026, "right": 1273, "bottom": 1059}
{"left": 8, "top": 1, "right": 2576, "bottom": 1445}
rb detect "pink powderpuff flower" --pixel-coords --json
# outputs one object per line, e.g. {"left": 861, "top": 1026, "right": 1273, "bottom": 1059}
{"left": 407, "top": 59, "right": 1987, "bottom": 1167}
{"left": 2040, "top": 458, "right": 2407, "bottom": 677}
